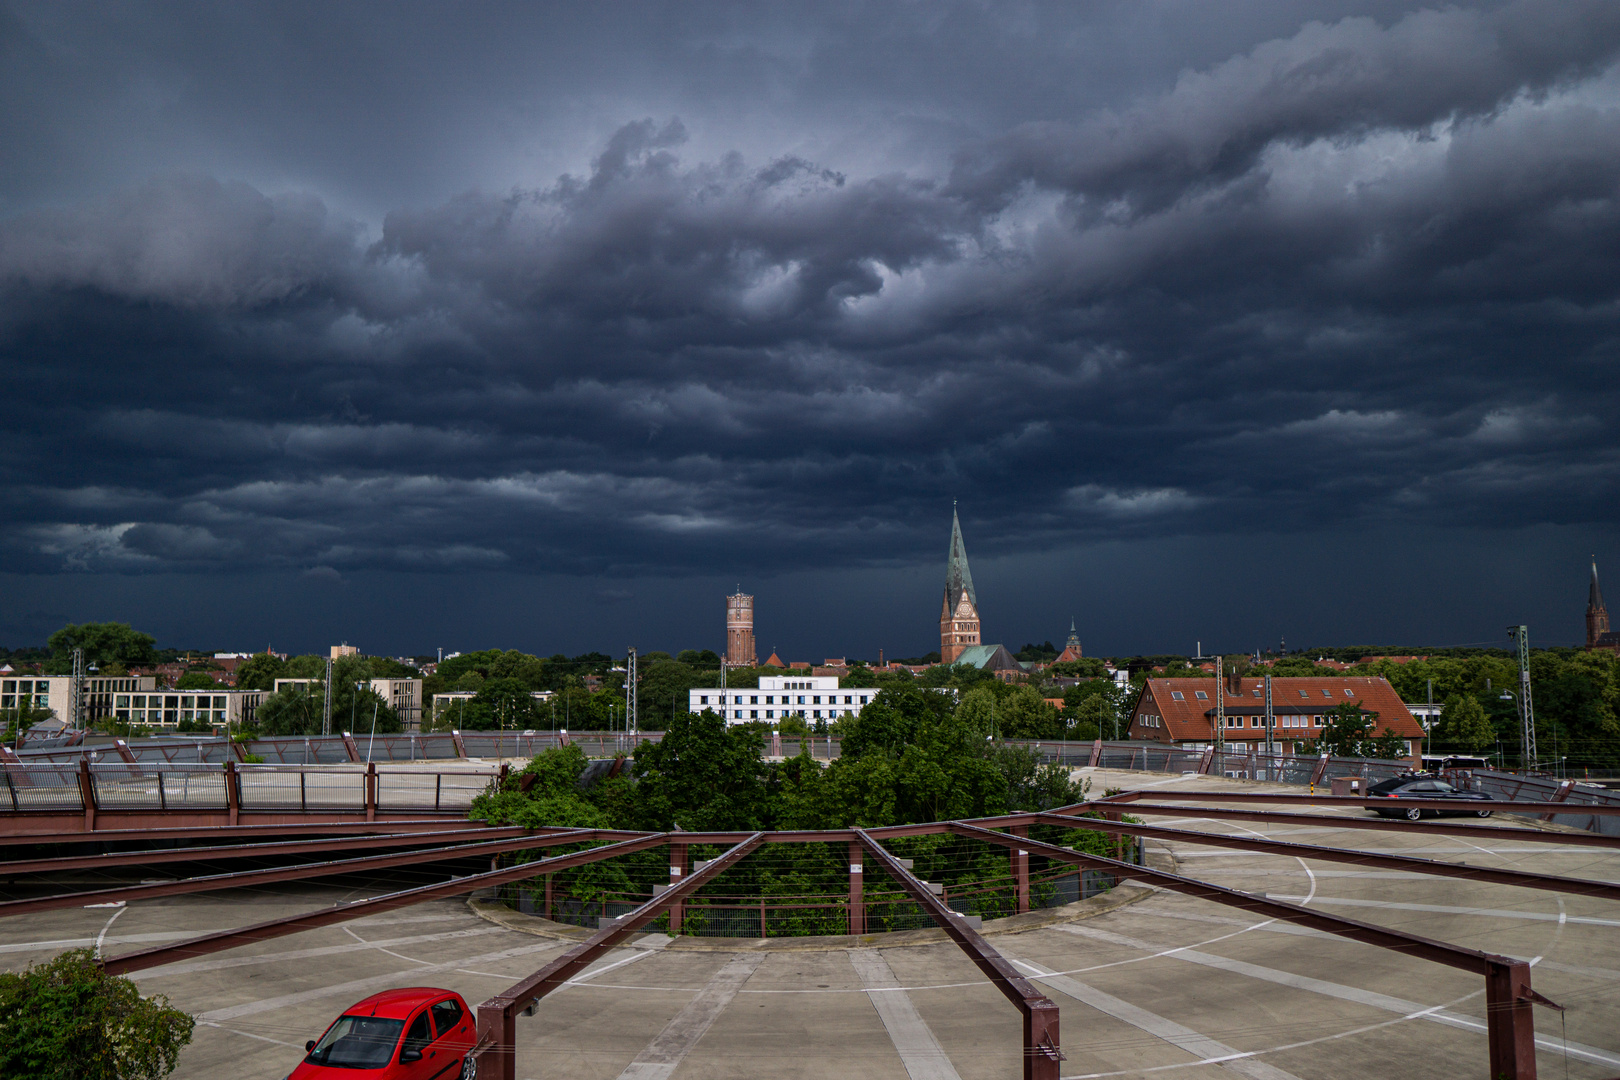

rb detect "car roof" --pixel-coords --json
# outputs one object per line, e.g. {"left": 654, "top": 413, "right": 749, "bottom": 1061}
{"left": 342, "top": 987, "right": 457, "bottom": 1020}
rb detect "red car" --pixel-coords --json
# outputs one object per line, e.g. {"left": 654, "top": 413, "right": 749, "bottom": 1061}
{"left": 289, "top": 988, "right": 477, "bottom": 1080}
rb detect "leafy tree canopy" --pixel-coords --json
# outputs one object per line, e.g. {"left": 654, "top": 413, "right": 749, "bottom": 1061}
{"left": 44, "top": 623, "right": 157, "bottom": 674}
{"left": 0, "top": 948, "right": 194, "bottom": 1080}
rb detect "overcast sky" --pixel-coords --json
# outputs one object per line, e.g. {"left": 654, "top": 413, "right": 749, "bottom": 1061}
{"left": 2, "top": 1, "right": 1618, "bottom": 660}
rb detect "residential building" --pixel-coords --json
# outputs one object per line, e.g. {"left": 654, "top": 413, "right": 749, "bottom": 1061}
{"left": 940, "top": 507, "right": 982, "bottom": 663}
{"left": 332, "top": 644, "right": 360, "bottom": 660}
{"left": 726, "top": 591, "right": 757, "bottom": 667}
{"left": 688, "top": 674, "right": 874, "bottom": 725}
{"left": 1128, "top": 675, "right": 1425, "bottom": 765}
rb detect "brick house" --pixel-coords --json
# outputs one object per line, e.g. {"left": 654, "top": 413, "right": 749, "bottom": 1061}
{"left": 1128, "top": 675, "right": 1425, "bottom": 765}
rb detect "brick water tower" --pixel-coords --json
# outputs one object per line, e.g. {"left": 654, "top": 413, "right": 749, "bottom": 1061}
{"left": 726, "top": 590, "right": 757, "bottom": 668}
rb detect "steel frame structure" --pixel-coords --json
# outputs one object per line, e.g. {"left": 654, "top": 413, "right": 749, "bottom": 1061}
{"left": 0, "top": 791, "right": 1604, "bottom": 1077}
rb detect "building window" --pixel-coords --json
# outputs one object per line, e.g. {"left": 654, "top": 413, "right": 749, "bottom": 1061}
{"left": 813, "top": 710, "right": 822, "bottom": 718}
{"left": 750, "top": 696, "right": 758, "bottom": 705}
{"left": 1195, "top": 691, "right": 1208, "bottom": 700}
{"left": 751, "top": 710, "right": 758, "bottom": 719}
{"left": 813, "top": 696, "right": 821, "bottom": 705}
{"left": 1252, "top": 718, "right": 1262, "bottom": 727}
{"left": 1344, "top": 689, "right": 1355, "bottom": 696}
{"left": 700, "top": 696, "right": 708, "bottom": 705}
{"left": 1322, "top": 690, "right": 1333, "bottom": 697}
{"left": 1299, "top": 690, "right": 1309, "bottom": 698}
{"left": 860, "top": 695, "right": 869, "bottom": 704}
{"left": 1171, "top": 691, "right": 1185, "bottom": 700}
{"left": 798, "top": 696, "right": 806, "bottom": 704}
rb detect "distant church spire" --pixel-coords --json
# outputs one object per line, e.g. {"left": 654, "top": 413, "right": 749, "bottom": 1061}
{"left": 945, "top": 505, "right": 976, "bottom": 612}
{"left": 1590, "top": 557, "right": 1612, "bottom": 651}
{"left": 940, "top": 507, "right": 982, "bottom": 664}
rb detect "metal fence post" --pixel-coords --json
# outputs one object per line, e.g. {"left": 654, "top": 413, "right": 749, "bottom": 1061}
{"left": 223, "top": 759, "right": 239, "bottom": 826}
{"left": 365, "top": 761, "right": 377, "bottom": 822}
{"left": 1025, "top": 998, "right": 1062, "bottom": 1080}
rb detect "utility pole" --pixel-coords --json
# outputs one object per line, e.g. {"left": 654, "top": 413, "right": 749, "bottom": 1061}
{"left": 69, "top": 647, "right": 85, "bottom": 729}
{"left": 1509, "top": 625, "right": 1536, "bottom": 770}
{"left": 1214, "top": 655, "right": 1224, "bottom": 754}
{"left": 322, "top": 656, "right": 334, "bottom": 736}
{"left": 626, "top": 648, "right": 638, "bottom": 740}
{"left": 1264, "top": 674, "right": 1274, "bottom": 758}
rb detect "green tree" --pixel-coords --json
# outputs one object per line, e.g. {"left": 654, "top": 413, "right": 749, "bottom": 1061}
{"left": 631, "top": 708, "right": 767, "bottom": 831}
{"left": 45, "top": 623, "right": 157, "bottom": 674}
{"left": 1435, "top": 694, "right": 1495, "bottom": 751}
{"left": 233, "top": 652, "right": 286, "bottom": 691}
{"left": 0, "top": 948, "right": 194, "bottom": 1079}
{"left": 174, "top": 672, "right": 218, "bottom": 690}
{"left": 469, "top": 678, "right": 540, "bottom": 732}
{"left": 253, "top": 684, "right": 323, "bottom": 736}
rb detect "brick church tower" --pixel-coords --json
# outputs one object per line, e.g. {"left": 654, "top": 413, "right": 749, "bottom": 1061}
{"left": 940, "top": 507, "right": 982, "bottom": 663}
{"left": 1589, "top": 559, "right": 1615, "bottom": 653}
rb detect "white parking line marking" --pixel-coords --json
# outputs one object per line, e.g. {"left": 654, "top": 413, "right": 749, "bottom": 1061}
{"left": 1058, "top": 925, "right": 1620, "bottom": 1069}
{"left": 1005, "top": 952, "right": 1304, "bottom": 1080}
{"left": 615, "top": 954, "right": 762, "bottom": 1080}
{"left": 850, "top": 949, "right": 964, "bottom": 1080}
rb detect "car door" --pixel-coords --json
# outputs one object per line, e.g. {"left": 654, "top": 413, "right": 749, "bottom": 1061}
{"left": 430, "top": 995, "right": 476, "bottom": 1068}
{"left": 394, "top": 1009, "right": 437, "bottom": 1080}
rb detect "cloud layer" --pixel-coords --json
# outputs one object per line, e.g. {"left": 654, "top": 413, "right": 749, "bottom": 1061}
{"left": 2, "top": 1, "right": 1618, "bottom": 613}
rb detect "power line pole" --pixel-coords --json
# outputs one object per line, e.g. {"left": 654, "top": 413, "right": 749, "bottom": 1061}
{"left": 1214, "top": 655, "right": 1224, "bottom": 754}
{"left": 1264, "top": 674, "right": 1274, "bottom": 758}
{"left": 322, "top": 656, "right": 334, "bottom": 736}
{"left": 70, "top": 647, "right": 84, "bottom": 729}
{"left": 625, "top": 647, "right": 638, "bottom": 741}
{"left": 1509, "top": 625, "right": 1536, "bottom": 770}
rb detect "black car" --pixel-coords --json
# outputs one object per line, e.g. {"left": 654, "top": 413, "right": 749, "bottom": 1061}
{"left": 1367, "top": 776, "right": 1493, "bottom": 820}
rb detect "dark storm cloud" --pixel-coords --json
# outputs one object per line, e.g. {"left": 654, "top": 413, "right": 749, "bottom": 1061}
{"left": 2, "top": 0, "right": 1619, "bottom": 591}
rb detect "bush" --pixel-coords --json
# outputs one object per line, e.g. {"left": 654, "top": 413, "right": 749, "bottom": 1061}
{"left": 0, "top": 948, "right": 194, "bottom": 1079}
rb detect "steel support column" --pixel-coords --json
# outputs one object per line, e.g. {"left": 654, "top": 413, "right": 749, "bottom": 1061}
{"left": 224, "top": 760, "right": 240, "bottom": 825}
{"left": 1486, "top": 959, "right": 1544, "bottom": 1080}
{"left": 848, "top": 839, "right": 864, "bottom": 935}
{"left": 1010, "top": 824, "right": 1030, "bottom": 914}
{"left": 667, "top": 841, "right": 688, "bottom": 934}
{"left": 77, "top": 759, "right": 96, "bottom": 831}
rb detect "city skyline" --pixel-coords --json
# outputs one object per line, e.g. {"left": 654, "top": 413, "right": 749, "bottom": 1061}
{"left": 2, "top": 3, "right": 1618, "bottom": 656}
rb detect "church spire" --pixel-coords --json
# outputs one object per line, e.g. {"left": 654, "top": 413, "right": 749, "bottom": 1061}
{"left": 1592, "top": 558, "right": 1605, "bottom": 612}
{"left": 945, "top": 505, "right": 976, "bottom": 612}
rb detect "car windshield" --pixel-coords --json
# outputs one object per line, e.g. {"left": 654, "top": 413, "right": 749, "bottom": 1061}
{"left": 307, "top": 1015, "right": 405, "bottom": 1069}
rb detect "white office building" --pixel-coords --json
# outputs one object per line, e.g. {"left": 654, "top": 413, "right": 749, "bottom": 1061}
{"left": 688, "top": 675, "right": 872, "bottom": 725}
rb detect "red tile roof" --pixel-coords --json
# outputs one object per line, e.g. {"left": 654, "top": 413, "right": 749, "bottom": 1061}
{"left": 1134, "top": 676, "right": 1424, "bottom": 744}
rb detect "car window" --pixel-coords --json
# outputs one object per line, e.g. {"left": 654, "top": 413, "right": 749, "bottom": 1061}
{"left": 307, "top": 1015, "right": 404, "bottom": 1069}
{"left": 431, "top": 998, "right": 464, "bottom": 1037}
{"left": 404, "top": 1011, "right": 432, "bottom": 1054}
{"left": 1431, "top": 781, "right": 1456, "bottom": 792}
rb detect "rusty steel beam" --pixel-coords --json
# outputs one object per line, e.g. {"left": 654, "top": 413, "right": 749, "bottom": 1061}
{"left": 1093, "top": 801, "right": 1620, "bottom": 849}
{"left": 1031, "top": 813, "right": 1620, "bottom": 902}
{"left": 101, "top": 833, "right": 669, "bottom": 975}
{"left": 855, "top": 830, "right": 1061, "bottom": 1080}
{"left": 0, "top": 811, "right": 471, "bottom": 841}
{"left": 0, "top": 824, "right": 533, "bottom": 875}
{"left": 950, "top": 821, "right": 1519, "bottom": 976}
{"left": 1096, "top": 789, "right": 1620, "bottom": 816}
{"left": 0, "top": 828, "right": 601, "bottom": 918}
{"left": 474, "top": 833, "right": 764, "bottom": 1080}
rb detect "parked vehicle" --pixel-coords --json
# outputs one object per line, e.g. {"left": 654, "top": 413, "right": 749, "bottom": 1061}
{"left": 288, "top": 988, "right": 476, "bottom": 1080}
{"left": 1367, "top": 775, "right": 1493, "bottom": 820}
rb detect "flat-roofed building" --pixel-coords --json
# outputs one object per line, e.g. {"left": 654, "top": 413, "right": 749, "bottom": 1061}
{"left": 2, "top": 674, "right": 158, "bottom": 726}
{"left": 1129, "top": 675, "right": 1425, "bottom": 765}
{"left": 688, "top": 674, "right": 874, "bottom": 725}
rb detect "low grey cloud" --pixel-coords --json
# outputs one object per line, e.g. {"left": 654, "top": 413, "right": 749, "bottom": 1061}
{"left": 1, "top": 1, "right": 1617, "bottom": 652}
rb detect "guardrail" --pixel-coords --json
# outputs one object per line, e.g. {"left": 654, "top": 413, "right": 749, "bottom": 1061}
{"left": 7, "top": 729, "right": 663, "bottom": 765}
{"left": 0, "top": 759, "right": 499, "bottom": 822}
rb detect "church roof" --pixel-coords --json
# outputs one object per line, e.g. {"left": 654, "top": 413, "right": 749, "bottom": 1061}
{"left": 1593, "top": 559, "right": 1606, "bottom": 612}
{"left": 763, "top": 652, "right": 786, "bottom": 668}
{"left": 945, "top": 507, "right": 977, "bottom": 613}
{"left": 955, "top": 644, "right": 1026, "bottom": 672}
